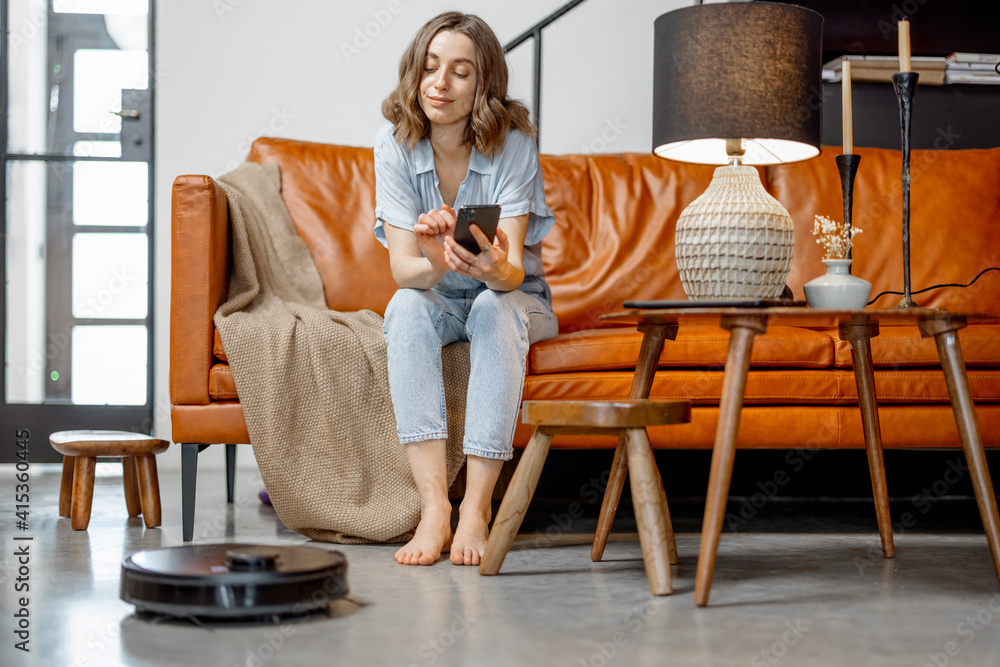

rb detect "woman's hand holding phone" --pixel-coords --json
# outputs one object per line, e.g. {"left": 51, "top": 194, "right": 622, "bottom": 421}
{"left": 413, "top": 204, "right": 457, "bottom": 272}
{"left": 444, "top": 223, "right": 512, "bottom": 287}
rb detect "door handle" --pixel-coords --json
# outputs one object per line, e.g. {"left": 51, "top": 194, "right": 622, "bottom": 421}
{"left": 111, "top": 109, "right": 140, "bottom": 119}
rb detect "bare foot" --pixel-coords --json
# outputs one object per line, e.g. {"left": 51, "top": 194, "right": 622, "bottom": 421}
{"left": 450, "top": 508, "right": 491, "bottom": 566}
{"left": 395, "top": 507, "right": 452, "bottom": 566}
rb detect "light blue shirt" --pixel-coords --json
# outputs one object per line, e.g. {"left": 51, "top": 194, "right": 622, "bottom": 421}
{"left": 373, "top": 123, "right": 554, "bottom": 300}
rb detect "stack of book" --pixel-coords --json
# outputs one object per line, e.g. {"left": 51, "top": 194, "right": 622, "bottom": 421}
{"left": 945, "top": 53, "right": 1000, "bottom": 85}
{"left": 822, "top": 55, "right": 946, "bottom": 85}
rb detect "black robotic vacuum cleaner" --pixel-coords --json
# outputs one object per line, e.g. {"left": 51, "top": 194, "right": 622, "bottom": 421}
{"left": 120, "top": 544, "right": 348, "bottom": 625}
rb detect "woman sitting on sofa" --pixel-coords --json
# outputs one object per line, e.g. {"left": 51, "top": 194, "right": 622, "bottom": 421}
{"left": 374, "top": 11, "right": 559, "bottom": 566}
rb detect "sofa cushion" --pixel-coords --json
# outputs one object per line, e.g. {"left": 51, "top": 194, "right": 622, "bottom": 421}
{"left": 209, "top": 363, "right": 237, "bottom": 400}
{"left": 214, "top": 321, "right": 1000, "bottom": 374}
{"left": 529, "top": 325, "right": 835, "bottom": 374}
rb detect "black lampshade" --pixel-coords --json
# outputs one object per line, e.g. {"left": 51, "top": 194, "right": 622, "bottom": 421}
{"left": 653, "top": 2, "right": 824, "bottom": 165}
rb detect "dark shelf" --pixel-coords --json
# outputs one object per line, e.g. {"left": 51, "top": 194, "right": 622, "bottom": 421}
{"left": 822, "top": 81, "right": 1000, "bottom": 150}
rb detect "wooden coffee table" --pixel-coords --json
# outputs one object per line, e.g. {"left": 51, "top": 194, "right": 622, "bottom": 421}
{"left": 599, "top": 307, "right": 1000, "bottom": 606}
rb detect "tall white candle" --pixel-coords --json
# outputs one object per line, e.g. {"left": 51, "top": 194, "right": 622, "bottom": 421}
{"left": 898, "top": 20, "right": 911, "bottom": 72}
{"left": 842, "top": 61, "right": 853, "bottom": 155}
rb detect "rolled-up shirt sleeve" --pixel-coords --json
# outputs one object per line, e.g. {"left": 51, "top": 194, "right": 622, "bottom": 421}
{"left": 374, "top": 126, "right": 420, "bottom": 248}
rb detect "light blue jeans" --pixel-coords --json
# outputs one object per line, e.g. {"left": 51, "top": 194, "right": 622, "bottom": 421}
{"left": 382, "top": 284, "right": 559, "bottom": 460}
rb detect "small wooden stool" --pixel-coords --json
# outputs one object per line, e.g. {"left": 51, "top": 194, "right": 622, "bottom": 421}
{"left": 50, "top": 430, "right": 170, "bottom": 530}
{"left": 479, "top": 399, "right": 691, "bottom": 595}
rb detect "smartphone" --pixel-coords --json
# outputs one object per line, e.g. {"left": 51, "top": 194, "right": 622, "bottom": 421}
{"left": 454, "top": 205, "right": 501, "bottom": 254}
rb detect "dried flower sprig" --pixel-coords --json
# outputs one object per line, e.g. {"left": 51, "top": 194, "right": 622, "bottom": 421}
{"left": 811, "top": 215, "right": 862, "bottom": 260}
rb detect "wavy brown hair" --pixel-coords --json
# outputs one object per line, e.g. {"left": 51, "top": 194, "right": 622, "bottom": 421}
{"left": 381, "top": 12, "right": 535, "bottom": 157}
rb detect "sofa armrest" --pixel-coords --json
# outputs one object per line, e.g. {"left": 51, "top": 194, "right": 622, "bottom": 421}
{"left": 170, "top": 175, "right": 230, "bottom": 406}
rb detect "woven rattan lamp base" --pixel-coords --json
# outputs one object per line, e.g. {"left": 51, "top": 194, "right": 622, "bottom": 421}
{"left": 674, "top": 165, "right": 794, "bottom": 300}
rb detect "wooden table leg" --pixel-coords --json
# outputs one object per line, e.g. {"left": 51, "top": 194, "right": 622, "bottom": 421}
{"left": 592, "top": 323, "right": 678, "bottom": 562}
{"left": 71, "top": 456, "right": 97, "bottom": 530}
{"left": 920, "top": 316, "right": 1000, "bottom": 584}
{"left": 123, "top": 457, "right": 142, "bottom": 518}
{"left": 840, "top": 319, "right": 895, "bottom": 558}
{"left": 480, "top": 429, "right": 554, "bottom": 575}
{"left": 59, "top": 455, "right": 75, "bottom": 518}
{"left": 653, "top": 460, "right": 679, "bottom": 565}
{"left": 625, "top": 428, "right": 673, "bottom": 595}
{"left": 134, "top": 455, "right": 162, "bottom": 528}
{"left": 695, "top": 314, "right": 767, "bottom": 607}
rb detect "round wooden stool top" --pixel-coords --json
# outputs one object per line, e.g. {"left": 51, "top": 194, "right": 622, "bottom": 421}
{"left": 49, "top": 430, "right": 170, "bottom": 458}
{"left": 522, "top": 399, "right": 691, "bottom": 428}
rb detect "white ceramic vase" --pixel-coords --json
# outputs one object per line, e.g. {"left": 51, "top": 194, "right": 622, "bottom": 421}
{"left": 803, "top": 259, "right": 872, "bottom": 309}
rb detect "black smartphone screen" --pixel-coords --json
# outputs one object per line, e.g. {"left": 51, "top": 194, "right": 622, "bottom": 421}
{"left": 454, "top": 205, "right": 501, "bottom": 254}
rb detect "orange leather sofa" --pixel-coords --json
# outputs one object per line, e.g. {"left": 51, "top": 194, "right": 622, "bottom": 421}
{"left": 171, "top": 138, "right": 1000, "bottom": 540}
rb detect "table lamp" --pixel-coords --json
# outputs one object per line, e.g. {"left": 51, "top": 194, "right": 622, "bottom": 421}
{"left": 653, "top": 2, "right": 824, "bottom": 300}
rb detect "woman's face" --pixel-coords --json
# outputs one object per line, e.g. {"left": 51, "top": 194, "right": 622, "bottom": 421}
{"left": 419, "top": 30, "right": 478, "bottom": 131}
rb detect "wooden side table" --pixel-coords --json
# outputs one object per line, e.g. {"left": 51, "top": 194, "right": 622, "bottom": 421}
{"left": 599, "top": 307, "right": 1000, "bottom": 606}
{"left": 50, "top": 430, "right": 170, "bottom": 530}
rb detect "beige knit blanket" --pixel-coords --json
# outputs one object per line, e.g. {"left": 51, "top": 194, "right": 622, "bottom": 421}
{"left": 214, "top": 162, "right": 466, "bottom": 543}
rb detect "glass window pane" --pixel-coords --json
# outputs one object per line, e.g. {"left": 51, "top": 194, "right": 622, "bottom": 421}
{"left": 7, "top": 1, "right": 149, "bottom": 155}
{"left": 7, "top": 0, "right": 51, "bottom": 155}
{"left": 73, "top": 49, "right": 148, "bottom": 134}
{"left": 55, "top": 0, "right": 148, "bottom": 15}
{"left": 73, "top": 161, "right": 148, "bottom": 226}
{"left": 71, "top": 325, "right": 147, "bottom": 405}
{"left": 5, "top": 161, "right": 48, "bottom": 404}
{"left": 73, "top": 140, "right": 121, "bottom": 157}
{"left": 72, "top": 233, "right": 148, "bottom": 319}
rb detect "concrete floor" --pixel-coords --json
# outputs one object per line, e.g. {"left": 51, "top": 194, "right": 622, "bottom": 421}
{"left": 2, "top": 464, "right": 1000, "bottom": 667}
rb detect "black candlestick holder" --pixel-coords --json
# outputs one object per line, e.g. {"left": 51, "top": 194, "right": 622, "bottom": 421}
{"left": 835, "top": 153, "right": 861, "bottom": 268}
{"left": 891, "top": 70, "right": 919, "bottom": 308}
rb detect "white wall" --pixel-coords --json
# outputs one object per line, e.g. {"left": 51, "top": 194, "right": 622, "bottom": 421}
{"left": 153, "top": 0, "right": 694, "bottom": 469}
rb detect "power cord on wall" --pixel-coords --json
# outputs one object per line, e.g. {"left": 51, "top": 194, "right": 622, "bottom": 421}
{"left": 866, "top": 267, "right": 1000, "bottom": 306}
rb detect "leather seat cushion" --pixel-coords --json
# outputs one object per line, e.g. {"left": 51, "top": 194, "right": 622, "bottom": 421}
{"left": 208, "top": 361, "right": 1000, "bottom": 404}
{"left": 523, "top": 368, "right": 1000, "bottom": 405}
{"left": 217, "top": 323, "right": 1000, "bottom": 370}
